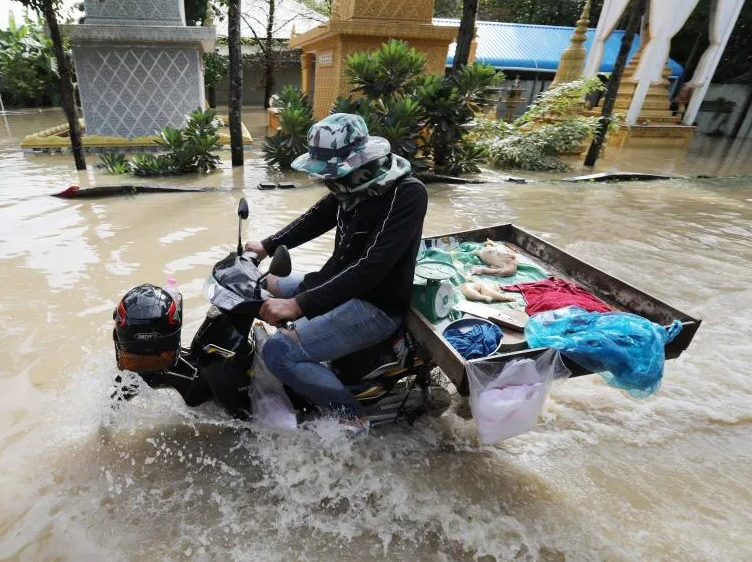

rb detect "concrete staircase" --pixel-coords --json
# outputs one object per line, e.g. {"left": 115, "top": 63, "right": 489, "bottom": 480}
{"left": 611, "top": 49, "right": 681, "bottom": 124}
{"left": 587, "top": 47, "right": 696, "bottom": 149}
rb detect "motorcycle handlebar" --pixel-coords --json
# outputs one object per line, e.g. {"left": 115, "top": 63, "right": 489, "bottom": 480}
{"left": 242, "top": 250, "right": 261, "bottom": 266}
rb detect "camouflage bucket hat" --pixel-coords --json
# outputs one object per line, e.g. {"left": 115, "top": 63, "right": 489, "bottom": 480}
{"left": 291, "top": 113, "right": 391, "bottom": 179}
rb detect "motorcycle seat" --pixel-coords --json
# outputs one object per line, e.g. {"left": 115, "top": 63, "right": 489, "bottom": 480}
{"left": 331, "top": 327, "right": 417, "bottom": 386}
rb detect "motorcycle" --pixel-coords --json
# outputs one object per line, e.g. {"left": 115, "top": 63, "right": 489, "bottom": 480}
{"left": 111, "top": 198, "right": 451, "bottom": 426}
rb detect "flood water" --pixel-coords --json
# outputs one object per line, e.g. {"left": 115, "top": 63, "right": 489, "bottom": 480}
{"left": 1, "top": 109, "right": 752, "bottom": 562}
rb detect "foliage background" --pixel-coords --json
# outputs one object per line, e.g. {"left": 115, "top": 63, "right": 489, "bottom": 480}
{"left": 0, "top": 15, "right": 62, "bottom": 107}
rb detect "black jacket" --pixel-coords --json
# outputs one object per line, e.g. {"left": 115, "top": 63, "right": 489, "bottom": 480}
{"left": 262, "top": 176, "right": 428, "bottom": 319}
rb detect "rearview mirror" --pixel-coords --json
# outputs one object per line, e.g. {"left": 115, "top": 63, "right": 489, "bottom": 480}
{"left": 268, "top": 246, "right": 291, "bottom": 278}
{"left": 237, "top": 198, "right": 249, "bottom": 220}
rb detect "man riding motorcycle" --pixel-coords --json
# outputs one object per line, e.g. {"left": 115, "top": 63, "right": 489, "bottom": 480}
{"left": 244, "top": 113, "right": 428, "bottom": 432}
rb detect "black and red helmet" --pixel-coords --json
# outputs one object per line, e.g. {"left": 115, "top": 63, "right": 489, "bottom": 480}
{"left": 113, "top": 284, "right": 182, "bottom": 372}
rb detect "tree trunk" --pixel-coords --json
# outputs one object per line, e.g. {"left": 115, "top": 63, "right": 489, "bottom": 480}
{"left": 263, "top": 0, "right": 275, "bottom": 109}
{"left": 584, "top": 0, "right": 645, "bottom": 167}
{"left": 208, "top": 86, "right": 217, "bottom": 108}
{"left": 227, "top": 0, "right": 244, "bottom": 166}
{"left": 452, "top": 0, "right": 478, "bottom": 72}
{"left": 42, "top": 0, "right": 86, "bottom": 170}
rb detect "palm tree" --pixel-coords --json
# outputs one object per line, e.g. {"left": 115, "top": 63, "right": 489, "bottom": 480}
{"left": 19, "top": 0, "right": 86, "bottom": 170}
{"left": 227, "top": 0, "right": 244, "bottom": 166}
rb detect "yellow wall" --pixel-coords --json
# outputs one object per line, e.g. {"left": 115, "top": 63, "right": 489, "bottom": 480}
{"left": 309, "top": 37, "right": 452, "bottom": 118}
{"left": 306, "top": 37, "right": 341, "bottom": 118}
{"left": 292, "top": 0, "right": 457, "bottom": 118}
{"left": 339, "top": 0, "right": 434, "bottom": 23}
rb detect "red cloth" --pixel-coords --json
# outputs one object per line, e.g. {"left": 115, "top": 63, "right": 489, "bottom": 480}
{"left": 505, "top": 277, "right": 613, "bottom": 315}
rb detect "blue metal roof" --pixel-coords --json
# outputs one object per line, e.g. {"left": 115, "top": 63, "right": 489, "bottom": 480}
{"left": 434, "top": 19, "right": 683, "bottom": 78}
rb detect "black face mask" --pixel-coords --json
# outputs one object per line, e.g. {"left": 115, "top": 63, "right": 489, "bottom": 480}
{"left": 323, "top": 178, "right": 351, "bottom": 201}
{"left": 323, "top": 155, "right": 407, "bottom": 212}
{"left": 322, "top": 158, "right": 378, "bottom": 203}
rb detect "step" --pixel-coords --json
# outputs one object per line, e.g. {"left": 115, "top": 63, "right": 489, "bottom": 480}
{"left": 613, "top": 100, "right": 671, "bottom": 112}
{"left": 615, "top": 89, "right": 672, "bottom": 100}
{"left": 616, "top": 82, "right": 672, "bottom": 92}
{"left": 616, "top": 79, "right": 671, "bottom": 90}
{"left": 614, "top": 90, "right": 672, "bottom": 103}
{"left": 613, "top": 107, "right": 676, "bottom": 119}
{"left": 636, "top": 115, "right": 682, "bottom": 124}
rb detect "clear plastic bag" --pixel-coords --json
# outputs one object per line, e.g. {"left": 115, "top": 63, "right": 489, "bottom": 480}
{"left": 525, "top": 306, "right": 683, "bottom": 398}
{"left": 467, "top": 349, "right": 570, "bottom": 444}
{"left": 249, "top": 324, "right": 297, "bottom": 430}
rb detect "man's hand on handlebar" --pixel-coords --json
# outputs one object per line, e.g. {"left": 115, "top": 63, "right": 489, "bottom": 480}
{"left": 244, "top": 240, "right": 267, "bottom": 260}
{"left": 260, "top": 297, "right": 303, "bottom": 326}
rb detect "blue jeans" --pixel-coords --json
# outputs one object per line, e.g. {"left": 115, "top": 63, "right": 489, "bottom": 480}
{"left": 261, "top": 272, "right": 400, "bottom": 418}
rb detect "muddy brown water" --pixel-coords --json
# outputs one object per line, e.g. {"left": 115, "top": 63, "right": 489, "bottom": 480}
{"left": 1, "top": 109, "right": 751, "bottom": 561}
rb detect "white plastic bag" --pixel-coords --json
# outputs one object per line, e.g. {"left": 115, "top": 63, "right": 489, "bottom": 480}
{"left": 249, "top": 324, "right": 297, "bottom": 430}
{"left": 467, "top": 349, "right": 570, "bottom": 444}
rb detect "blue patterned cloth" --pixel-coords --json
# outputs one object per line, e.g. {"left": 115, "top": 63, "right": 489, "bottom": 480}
{"left": 444, "top": 324, "right": 503, "bottom": 360}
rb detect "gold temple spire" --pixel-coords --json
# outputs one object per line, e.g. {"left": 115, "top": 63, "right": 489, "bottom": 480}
{"left": 551, "top": 0, "right": 592, "bottom": 86}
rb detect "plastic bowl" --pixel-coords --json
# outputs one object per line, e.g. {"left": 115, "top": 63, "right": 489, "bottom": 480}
{"left": 442, "top": 317, "right": 504, "bottom": 358}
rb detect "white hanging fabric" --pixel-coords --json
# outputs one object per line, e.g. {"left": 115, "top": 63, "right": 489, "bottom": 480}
{"left": 583, "top": 0, "right": 631, "bottom": 76}
{"left": 626, "top": 0, "right": 701, "bottom": 124}
{"left": 633, "top": 0, "right": 702, "bottom": 83}
{"left": 683, "top": 0, "right": 746, "bottom": 125}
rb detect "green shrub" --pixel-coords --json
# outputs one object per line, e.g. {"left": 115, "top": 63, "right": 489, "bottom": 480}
{"left": 331, "top": 94, "right": 427, "bottom": 169}
{"left": 261, "top": 40, "right": 502, "bottom": 176}
{"left": 470, "top": 78, "right": 620, "bottom": 172}
{"left": 181, "top": 108, "right": 222, "bottom": 173}
{"left": 275, "top": 84, "right": 311, "bottom": 109}
{"left": 344, "top": 40, "right": 426, "bottom": 100}
{"left": 131, "top": 154, "right": 172, "bottom": 176}
{"left": 262, "top": 87, "right": 314, "bottom": 169}
{"left": 445, "top": 141, "right": 488, "bottom": 175}
{"left": 330, "top": 97, "right": 383, "bottom": 135}
{"left": 147, "top": 109, "right": 221, "bottom": 175}
{"left": 413, "top": 64, "right": 501, "bottom": 173}
{"left": 98, "top": 153, "right": 131, "bottom": 174}
{"left": 483, "top": 133, "right": 569, "bottom": 172}
{"left": 102, "top": 109, "right": 222, "bottom": 176}
{"left": 337, "top": 39, "right": 502, "bottom": 175}
{"left": 516, "top": 76, "right": 605, "bottom": 125}
{"left": 203, "top": 52, "right": 229, "bottom": 89}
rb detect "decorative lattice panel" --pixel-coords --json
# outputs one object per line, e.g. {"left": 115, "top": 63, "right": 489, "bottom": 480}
{"left": 329, "top": 0, "right": 347, "bottom": 21}
{"left": 83, "top": 0, "right": 183, "bottom": 25}
{"left": 73, "top": 47, "right": 203, "bottom": 138}
{"left": 312, "top": 61, "right": 339, "bottom": 118}
{"left": 346, "top": 0, "right": 433, "bottom": 22}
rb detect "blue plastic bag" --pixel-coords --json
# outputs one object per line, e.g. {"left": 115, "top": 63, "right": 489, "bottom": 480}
{"left": 525, "top": 307, "right": 683, "bottom": 398}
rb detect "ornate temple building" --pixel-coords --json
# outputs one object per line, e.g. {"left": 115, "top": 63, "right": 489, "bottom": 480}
{"left": 288, "top": 0, "right": 458, "bottom": 118}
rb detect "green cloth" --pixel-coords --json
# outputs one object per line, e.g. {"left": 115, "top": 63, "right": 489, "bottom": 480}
{"left": 414, "top": 242, "right": 548, "bottom": 323}
{"left": 451, "top": 242, "right": 548, "bottom": 286}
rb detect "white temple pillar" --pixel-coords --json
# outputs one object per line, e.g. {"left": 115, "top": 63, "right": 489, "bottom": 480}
{"left": 683, "top": 0, "right": 746, "bottom": 125}
{"left": 626, "top": 0, "right": 701, "bottom": 125}
{"left": 583, "top": 0, "right": 631, "bottom": 76}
